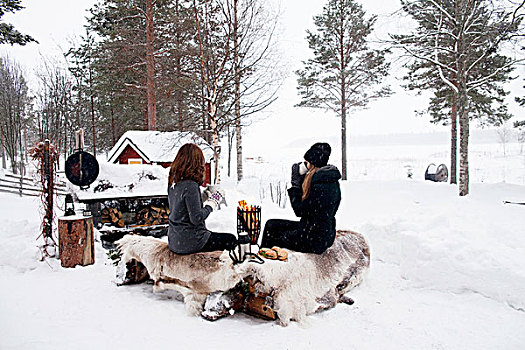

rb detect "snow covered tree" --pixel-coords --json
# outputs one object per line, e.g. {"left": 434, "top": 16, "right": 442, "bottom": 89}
{"left": 0, "top": 0, "right": 36, "bottom": 45}
{"left": 66, "top": 32, "right": 101, "bottom": 156}
{"left": 393, "top": 0, "right": 523, "bottom": 196}
{"left": 515, "top": 119, "right": 525, "bottom": 154}
{"left": 404, "top": 50, "right": 513, "bottom": 184}
{"left": 192, "top": 0, "right": 235, "bottom": 183}
{"left": 228, "top": 0, "right": 281, "bottom": 181}
{"left": 296, "top": 0, "right": 391, "bottom": 180}
{"left": 193, "top": 0, "right": 281, "bottom": 183}
{"left": 0, "top": 56, "right": 30, "bottom": 174}
{"left": 33, "top": 57, "right": 77, "bottom": 159}
{"left": 87, "top": 0, "right": 184, "bottom": 132}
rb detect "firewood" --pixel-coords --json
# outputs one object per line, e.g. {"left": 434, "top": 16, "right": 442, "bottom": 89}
{"left": 117, "top": 219, "right": 125, "bottom": 228}
{"left": 119, "top": 259, "right": 150, "bottom": 285}
{"left": 243, "top": 279, "right": 276, "bottom": 320}
{"left": 101, "top": 208, "right": 109, "bottom": 216}
{"left": 202, "top": 288, "right": 244, "bottom": 321}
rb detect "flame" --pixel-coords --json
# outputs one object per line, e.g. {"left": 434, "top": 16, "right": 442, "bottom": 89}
{"left": 238, "top": 200, "right": 259, "bottom": 232}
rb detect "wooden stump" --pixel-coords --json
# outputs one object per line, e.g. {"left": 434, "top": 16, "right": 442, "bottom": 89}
{"left": 58, "top": 216, "right": 95, "bottom": 268}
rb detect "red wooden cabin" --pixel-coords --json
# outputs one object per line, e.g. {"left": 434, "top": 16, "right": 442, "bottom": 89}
{"left": 107, "top": 131, "right": 214, "bottom": 185}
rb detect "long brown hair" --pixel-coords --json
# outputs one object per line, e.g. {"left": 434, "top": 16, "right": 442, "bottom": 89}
{"left": 169, "top": 143, "right": 205, "bottom": 186}
{"left": 302, "top": 167, "right": 318, "bottom": 200}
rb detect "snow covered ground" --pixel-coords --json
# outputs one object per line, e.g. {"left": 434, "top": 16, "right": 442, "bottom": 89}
{"left": 1, "top": 134, "right": 525, "bottom": 349}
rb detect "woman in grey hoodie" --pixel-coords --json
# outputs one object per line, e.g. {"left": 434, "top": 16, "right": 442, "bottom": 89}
{"left": 167, "top": 143, "right": 236, "bottom": 254}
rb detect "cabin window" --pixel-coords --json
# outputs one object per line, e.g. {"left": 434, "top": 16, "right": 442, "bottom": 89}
{"left": 128, "top": 158, "right": 143, "bottom": 165}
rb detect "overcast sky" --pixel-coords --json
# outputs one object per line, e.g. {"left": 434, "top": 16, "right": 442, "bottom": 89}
{"left": 1, "top": 0, "right": 523, "bottom": 157}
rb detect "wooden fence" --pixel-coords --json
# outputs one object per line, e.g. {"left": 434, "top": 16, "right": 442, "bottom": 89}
{"left": 0, "top": 172, "right": 67, "bottom": 197}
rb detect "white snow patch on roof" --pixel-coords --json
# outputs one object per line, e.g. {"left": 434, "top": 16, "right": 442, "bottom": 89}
{"left": 107, "top": 131, "right": 214, "bottom": 163}
{"left": 74, "top": 162, "right": 169, "bottom": 201}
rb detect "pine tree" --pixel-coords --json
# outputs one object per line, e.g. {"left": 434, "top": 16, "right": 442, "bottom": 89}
{"left": 393, "top": 0, "right": 522, "bottom": 196}
{"left": 77, "top": 0, "right": 281, "bottom": 162}
{"left": 0, "top": 0, "right": 36, "bottom": 45}
{"left": 296, "top": 0, "right": 390, "bottom": 180}
{"left": 404, "top": 49, "right": 513, "bottom": 184}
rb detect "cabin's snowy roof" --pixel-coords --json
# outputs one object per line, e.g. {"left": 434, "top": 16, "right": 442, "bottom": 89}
{"left": 107, "top": 131, "right": 214, "bottom": 164}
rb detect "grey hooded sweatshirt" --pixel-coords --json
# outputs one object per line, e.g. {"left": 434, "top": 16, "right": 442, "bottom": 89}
{"left": 167, "top": 180, "right": 212, "bottom": 254}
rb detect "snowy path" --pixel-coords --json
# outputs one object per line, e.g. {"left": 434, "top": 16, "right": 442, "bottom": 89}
{"left": 1, "top": 179, "right": 525, "bottom": 349}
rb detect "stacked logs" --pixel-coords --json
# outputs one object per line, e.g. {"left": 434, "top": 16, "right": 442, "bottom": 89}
{"left": 101, "top": 207, "right": 125, "bottom": 228}
{"left": 101, "top": 205, "right": 170, "bottom": 228}
{"left": 136, "top": 206, "right": 169, "bottom": 226}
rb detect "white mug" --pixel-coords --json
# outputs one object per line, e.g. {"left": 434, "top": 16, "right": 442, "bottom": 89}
{"left": 299, "top": 161, "right": 308, "bottom": 175}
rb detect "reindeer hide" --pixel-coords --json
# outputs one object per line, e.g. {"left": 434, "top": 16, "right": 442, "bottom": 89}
{"left": 115, "top": 230, "right": 370, "bottom": 325}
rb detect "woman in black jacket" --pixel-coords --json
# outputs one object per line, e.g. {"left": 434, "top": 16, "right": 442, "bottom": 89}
{"left": 261, "top": 143, "right": 341, "bottom": 254}
{"left": 167, "top": 143, "right": 236, "bottom": 254}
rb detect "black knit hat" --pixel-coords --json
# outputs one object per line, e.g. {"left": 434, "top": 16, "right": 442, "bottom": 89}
{"left": 304, "top": 142, "right": 331, "bottom": 168}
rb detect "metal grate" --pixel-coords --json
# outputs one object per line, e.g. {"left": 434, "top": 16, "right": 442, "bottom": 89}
{"left": 237, "top": 206, "right": 261, "bottom": 245}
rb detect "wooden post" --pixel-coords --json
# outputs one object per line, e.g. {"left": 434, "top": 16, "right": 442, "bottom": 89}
{"left": 75, "top": 129, "right": 85, "bottom": 151}
{"left": 43, "top": 140, "right": 53, "bottom": 239}
{"left": 58, "top": 216, "right": 95, "bottom": 268}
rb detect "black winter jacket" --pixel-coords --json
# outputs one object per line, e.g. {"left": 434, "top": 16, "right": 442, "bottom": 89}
{"left": 287, "top": 165, "right": 341, "bottom": 253}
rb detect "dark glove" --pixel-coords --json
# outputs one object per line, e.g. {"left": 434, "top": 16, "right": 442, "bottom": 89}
{"left": 291, "top": 162, "right": 305, "bottom": 188}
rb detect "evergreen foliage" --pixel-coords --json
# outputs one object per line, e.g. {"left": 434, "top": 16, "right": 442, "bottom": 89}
{"left": 394, "top": 0, "right": 523, "bottom": 195}
{"left": 296, "top": 0, "right": 390, "bottom": 180}
{"left": 0, "top": 0, "right": 281, "bottom": 184}
{"left": 0, "top": 0, "right": 36, "bottom": 45}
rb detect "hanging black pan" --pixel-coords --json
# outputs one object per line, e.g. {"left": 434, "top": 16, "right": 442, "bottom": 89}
{"left": 65, "top": 151, "right": 99, "bottom": 188}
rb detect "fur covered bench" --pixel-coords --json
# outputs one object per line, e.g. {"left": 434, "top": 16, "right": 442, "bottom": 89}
{"left": 115, "top": 230, "right": 370, "bottom": 326}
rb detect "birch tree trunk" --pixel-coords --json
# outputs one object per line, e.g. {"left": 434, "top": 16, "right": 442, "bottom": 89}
{"left": 209, "top": 101, "right": 220, "bottom": 184}
{"left": 450, "top": 96, "right": 457, "bottom": 184}
{"left": 458, "top": 87, "right": 469, "bottom": 196}
{"left": 234, "top": 0, "right": 243, "bottom": 182}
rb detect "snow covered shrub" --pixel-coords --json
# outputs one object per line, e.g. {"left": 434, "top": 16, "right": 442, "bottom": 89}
{"left": 107, "top": 248, "right": 122, "bottom": 266}
{"left": 404, "top": 164, "right": 414, "bottom": 179}
{"left": 94, "top": 180, "right": 114, "bottom": 193}
{"left": 259, "top": 180, "right": 288, "bottom": 208}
